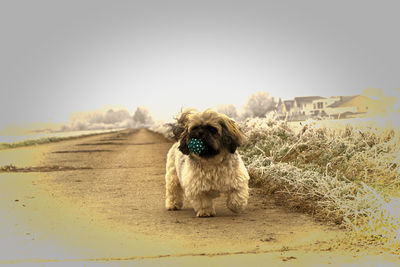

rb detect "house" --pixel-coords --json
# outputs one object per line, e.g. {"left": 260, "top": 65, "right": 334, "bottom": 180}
{"left": 283, "top": 100, "right": 295, "bottom": 114}
{"left": 325, "top": 95, "right": 380, "bottom": 118}
{"left": 298, "top": 95, "right": 378, "bottom": 119}
{"left": 276, "top": 96, "right": 324, "bottom": 120}
{"left": 293, "top": 96, "right": 325, "bottom": 116}
{"left": 309, "top": 96, "right": 347, "bottom": 117}
{"left": 275, "top": 98, "right": 284, "bottom": 114}
{"left": 276, "top": 94, "right": 380, "bottom": 120}
{"left": 275, "top": 99, "right": 295, "bottom": 119}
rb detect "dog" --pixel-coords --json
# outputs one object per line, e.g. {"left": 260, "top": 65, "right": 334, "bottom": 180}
{"left": 165, "top": 109, "right": 249, "bottom": 217}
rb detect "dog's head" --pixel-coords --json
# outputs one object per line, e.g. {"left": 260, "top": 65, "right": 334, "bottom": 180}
{"left": 172, "top": 109, "right": 245, "bottom": 158}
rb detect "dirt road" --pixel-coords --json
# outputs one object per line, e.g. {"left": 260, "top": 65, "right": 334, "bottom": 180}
{"left": 0, "top": 129, "right": 398, "bottom": 265}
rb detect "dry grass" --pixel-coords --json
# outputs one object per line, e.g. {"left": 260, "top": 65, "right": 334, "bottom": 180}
{"left": 240, "top": 116, "right": 400, "bottom": 248}
{"left": 241, "top": 117, "right": 400, "bottom": 190}
{"left": 149, "top": 121, "right": 175, "bottom": 141}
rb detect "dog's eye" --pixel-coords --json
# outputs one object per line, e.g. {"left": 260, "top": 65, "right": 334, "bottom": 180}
{"left": 206, "top": 126, "right": 218, "bottom": 134}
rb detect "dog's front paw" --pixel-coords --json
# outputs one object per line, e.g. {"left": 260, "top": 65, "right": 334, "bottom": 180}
{"left": 227, "top": 191, "right": 248, "bottom": 213}
{"left": 227, "top": 202, "right": 245, "bottom": 213}
{"left": 196, "top": 208, "right": 216, "bottom": 217}
{"left": 166, "top": 199, "right": 183, "bottom": 211}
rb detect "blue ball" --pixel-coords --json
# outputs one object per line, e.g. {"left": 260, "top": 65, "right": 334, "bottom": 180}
{"left": 188, "top": 138, "right": 206, "bottom": 154}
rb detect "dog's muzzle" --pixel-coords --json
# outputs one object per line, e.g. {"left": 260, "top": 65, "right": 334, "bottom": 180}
{"left": 188, "top": 138, "right": 206, "bottom": 154}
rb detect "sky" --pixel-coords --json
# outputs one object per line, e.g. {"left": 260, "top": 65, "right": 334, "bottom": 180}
{"left": 1, "top": 0, "right": 399, "bottom": 131}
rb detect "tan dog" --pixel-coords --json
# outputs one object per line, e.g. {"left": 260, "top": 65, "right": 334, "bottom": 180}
{"left": 165, "top": 109, "right": 249, "bottom": 217}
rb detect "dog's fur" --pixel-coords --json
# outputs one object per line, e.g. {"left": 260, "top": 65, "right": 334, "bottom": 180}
{"left": 165, "top": 109, "right": 249, "bottom": 217}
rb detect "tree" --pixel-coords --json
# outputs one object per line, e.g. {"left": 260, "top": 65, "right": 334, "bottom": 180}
{"left": 132, "top": 106, "right": 154, "bottom": 126}
{"left": 216, "top": 104, "right": 239, "bottom": 120}
{"left": 243, "top": 91, "right": 276, "bottom": 118}
{"left": 103, "top": 109, "right": 131, "bottom": 124}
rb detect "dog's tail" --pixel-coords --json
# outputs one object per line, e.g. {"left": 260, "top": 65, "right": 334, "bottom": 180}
{"left": 171, "top": 108, "right": 197, "bottom": 141}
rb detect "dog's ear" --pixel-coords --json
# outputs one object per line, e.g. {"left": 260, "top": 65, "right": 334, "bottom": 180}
{"left": 173, "top": 109, "right": 195, "bottom": 155}
{"left": 220, "top": 118, "right": 245, "bottom": 154}
{"left": 171, "top": 124, "right": 185, "bottom": 142}
{"left": 172, "top": 108, "right": 196, "bottom": 141}
{"left": 178, "top": 130, "right": 190, "bottom": 155}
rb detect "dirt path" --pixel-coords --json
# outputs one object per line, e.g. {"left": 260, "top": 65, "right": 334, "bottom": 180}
{"left": 0, "top": 129, "right": 398, "bottom": 265}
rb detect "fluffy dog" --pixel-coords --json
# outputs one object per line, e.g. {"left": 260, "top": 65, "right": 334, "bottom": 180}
{"left": 165, "top": 109, "right": 249, "bottom": 217}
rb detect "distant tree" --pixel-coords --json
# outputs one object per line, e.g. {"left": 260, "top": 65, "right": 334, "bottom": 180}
{"left": 243, "top": 91, "right": 276, "bottom": 118}
{"left": 132, "top": 106, "right": 154, "bottom": 126}
{"left": 104, "top": 109, "right": 131, "bottom": 124}
{"left": 66, "top": 107, "right": 134, "bottom": 131}
{"left": 216, "top": 104, "right": 239, "bottom": 120}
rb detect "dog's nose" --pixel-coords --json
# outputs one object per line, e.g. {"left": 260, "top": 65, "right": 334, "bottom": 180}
{"left": 192, "top": 132, "right": 204, "bottom": 139}
{"left": 197, "top": 129, "right": 205, "bottom": 138}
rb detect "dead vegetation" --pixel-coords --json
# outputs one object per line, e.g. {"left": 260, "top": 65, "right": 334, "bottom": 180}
{"left": 239, "top": 117, "right": 400, "bottom": 249}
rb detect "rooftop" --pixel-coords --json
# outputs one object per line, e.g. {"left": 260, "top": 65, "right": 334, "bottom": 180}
{"left": 294, "top": 96, "right": 325, "bottom": 105}
{"left": 327, "top": 95, "right": 358, "bottom": 108}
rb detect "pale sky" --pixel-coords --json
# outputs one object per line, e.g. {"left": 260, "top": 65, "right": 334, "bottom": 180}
{"left": 1, "top": 0, "right": 399, "bottom": 129}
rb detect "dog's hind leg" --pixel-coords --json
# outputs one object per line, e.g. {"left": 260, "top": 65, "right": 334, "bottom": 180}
{"left": 165, "top": 162, "right": 184, "bottom": 211}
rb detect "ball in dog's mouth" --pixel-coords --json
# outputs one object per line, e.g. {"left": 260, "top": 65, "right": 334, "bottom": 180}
{"left": 188, "top": 138, "right": 206, "bottom": 154}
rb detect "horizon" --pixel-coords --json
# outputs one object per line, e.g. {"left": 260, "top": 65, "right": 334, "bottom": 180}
{"left": 1, "top": 87, "right": 398, "bottom": 137}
